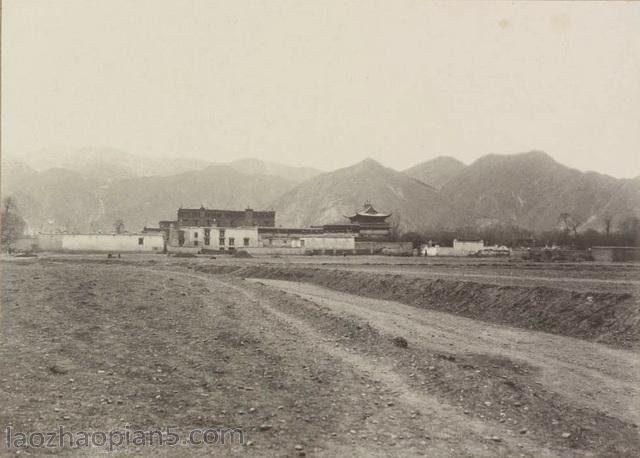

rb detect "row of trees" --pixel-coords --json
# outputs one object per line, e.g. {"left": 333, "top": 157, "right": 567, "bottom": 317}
{"left": 397, "top": 215, "right": 640, "bottom": 249}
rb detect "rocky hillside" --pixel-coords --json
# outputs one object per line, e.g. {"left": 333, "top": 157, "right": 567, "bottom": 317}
{"left": 403, "top": 156, "right": 467, "bottom": 189}
{"left": 1, "top": 162, "right": 295, "bottom": 233}
{"left": 271, "top": 159, "right": 456, "bottom": 231}
{"left": 2, "top": 150, "right": 638, "bottom": 235}
{"left": 439, "top": 151, "right": 638, "bottom": 231}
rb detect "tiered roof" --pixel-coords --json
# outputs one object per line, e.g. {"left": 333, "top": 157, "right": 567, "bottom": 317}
{"left": 344, "top": 201, "right": 391, "bottom": 219}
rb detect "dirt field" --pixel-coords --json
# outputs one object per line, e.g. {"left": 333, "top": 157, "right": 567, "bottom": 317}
{"left": 1, "top": 255, "right": 639, "bottom": 456}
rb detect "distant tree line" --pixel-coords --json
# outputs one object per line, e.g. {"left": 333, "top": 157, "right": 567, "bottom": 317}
{"left": 398, "top": 215, "right": 640, "bottom": 250}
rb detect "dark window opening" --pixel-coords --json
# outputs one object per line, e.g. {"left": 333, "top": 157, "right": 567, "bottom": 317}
{"left": 138, "top": 237, "right": 144, "bottom": 245}
{"left": 243, "top": 237, "right": 250, "bottom": 247}
{"left": 229, "top": 237, "right": 235, "bottom": 246}
{"left": 219, "top": 237, "right": 225, "bottom": 245}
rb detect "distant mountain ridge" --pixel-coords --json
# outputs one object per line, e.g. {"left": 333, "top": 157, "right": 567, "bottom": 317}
{"left": 403, "top": 156, "right": 467, "bottom": 189}
{"left": 225, "top": 158, "right": 322, "bottom": 182}
{"left": 439, "top": 151, "right": 640, "bottom": 231}
{"left": 1, "top": 149, "right": 638, "bottom": 235}
{"left": 271, "top": 159, "right": 457, "bottom": 232}
{"left": 1, "top": 160, "right": 297, "bottom": 233}
{"left": 5, "top": 148, "right": 322, "bottom": 183}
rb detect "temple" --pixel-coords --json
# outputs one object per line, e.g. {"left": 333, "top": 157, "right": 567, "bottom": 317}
{"left": 343, "top": 201, "right": 392, "bottom": 239}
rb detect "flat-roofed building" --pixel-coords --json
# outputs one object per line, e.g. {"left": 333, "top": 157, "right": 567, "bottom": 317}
{"left": 175, "top": 206, "right": 275, "bottom": 227}
{"left": 168, "top": 225, "right": 259, "bottom": 252}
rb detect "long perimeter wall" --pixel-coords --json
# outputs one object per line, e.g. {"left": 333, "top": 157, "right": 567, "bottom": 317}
{"left": 17, "top": 234, "right": 165, "bottom": 252}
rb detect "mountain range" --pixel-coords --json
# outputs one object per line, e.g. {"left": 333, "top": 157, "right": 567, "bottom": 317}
{"left": 1, "top": 149, "right": 638, "bottom": 235}
{"left": 403, "top": 156, "right": 467, "bottom": 190}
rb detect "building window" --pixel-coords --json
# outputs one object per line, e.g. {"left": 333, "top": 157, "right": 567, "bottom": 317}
{"left": 229, "top": 237, "right": 235, "bottom": 246}
{"left": 219, "top": 229, "right": 225, "bottom": 237}
{"left": 194, "top": 232, "right": 198, "bottom": 238}
{"left": 138, "top": 237, "right": 144, "bottom": 245}
{"left": 204, "top": 237, "right": 210, "bottom": 245}
{"left": 243, "top": 237, "right": 250, "bottom": 247}
{"left": 219, "top": 237, "right": 225, "bottom": 246}
{"left": 204, "top": 228, "right": 210, "bottom": 236}
{"left": 194, "top": 241, "right": 198, "bottom": 246}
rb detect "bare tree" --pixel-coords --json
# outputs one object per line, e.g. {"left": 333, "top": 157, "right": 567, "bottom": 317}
{"left": 558, "top": 212, "right": 580, "bottom": 237}
{"left": 558, "top": 212, "right": 572, "bottom": 234}
{"left": 114, "top": 219, "right": 125, "bottom": 234}
{"left": 389, "top": 212, "right": 402, "bottom": 241}
{"left": 1, "top": 197, "right": 26, "bottom": 250}
{"left": 602, "top": 213, "right": 613, "bottom": 237}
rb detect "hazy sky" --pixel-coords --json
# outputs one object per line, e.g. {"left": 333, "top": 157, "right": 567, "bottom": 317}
{"left": 2, "top": 1, "right": 639, "bottom": 177}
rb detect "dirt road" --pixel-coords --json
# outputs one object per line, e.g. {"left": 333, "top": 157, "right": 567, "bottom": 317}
{"left": 1, "top": 260, "right": 639, "bottom": 456}
{"left": 249, "top": 279, "right": 640, "bottom": 425}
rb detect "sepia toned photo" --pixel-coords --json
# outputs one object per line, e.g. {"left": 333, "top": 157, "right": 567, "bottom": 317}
{"left": 1, "top": 1, "right": 639, "bottom": 456}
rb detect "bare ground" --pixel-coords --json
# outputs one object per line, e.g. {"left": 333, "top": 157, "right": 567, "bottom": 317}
{"left": 1, "top": 257, "right": 639, "bottom": 456}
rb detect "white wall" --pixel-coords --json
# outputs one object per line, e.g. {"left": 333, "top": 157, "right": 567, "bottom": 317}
{"left": 260, "top": 236, "right": 303, "bottom": 248}
{"left": 453, "top": 239, "right": 484, "bottom": 252}
{"left": 301, "top": 236, "right": 355, "bottom": 250}
{"left": 423, "top": 244, "right": 485, "bottom": 257}
{"left": 60, "top": 234, "right": 165, "bottom": 252}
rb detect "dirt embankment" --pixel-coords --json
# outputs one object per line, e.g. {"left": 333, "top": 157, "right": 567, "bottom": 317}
{"left": 194, "top": 264, "right": 639, "bottom": 347}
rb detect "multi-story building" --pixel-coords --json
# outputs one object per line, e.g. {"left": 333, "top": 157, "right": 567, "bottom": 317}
{"left": 169, "top": 225, "right": 259, "bottom": 252}
{"left": 174, "top": 206, "right": 275, "bottom": 228}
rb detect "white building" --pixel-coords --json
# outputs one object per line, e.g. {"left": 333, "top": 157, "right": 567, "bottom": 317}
{"left": 169, "top": 226, "right": 259, "bottom": 252}
{"left": 452, "top": 239, "right": 484, "bottom": 253}
{"left": 421, "top": 239, "right": 485, "bottom": 257}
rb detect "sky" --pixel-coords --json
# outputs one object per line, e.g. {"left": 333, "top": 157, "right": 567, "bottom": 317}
{"left": 2, "top": 0, "right": 639, "bottom": 177}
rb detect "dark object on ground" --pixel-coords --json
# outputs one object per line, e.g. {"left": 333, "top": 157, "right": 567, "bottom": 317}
{"left": 233, "top": 250, "right": 253, "bottom": 258}
{"left": 437, "top": 353, "right": 456, "bottom": 361}
{"left": 171, "top": 252, "right": 197, "bottom": 258}
{"left": 107, "top": 253, "right": 113, "bottom": 258}
{"left": 47, "top": 363, "right": 69, "bottom": 375}
{"left": 392, "top": 336, "right": 408, "bottom": 348}
{"left": 15, "top": 252, "right": 37, "bottom": 258}
{"left": 521, "top": 249, "right": 593, "bottom": 262}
